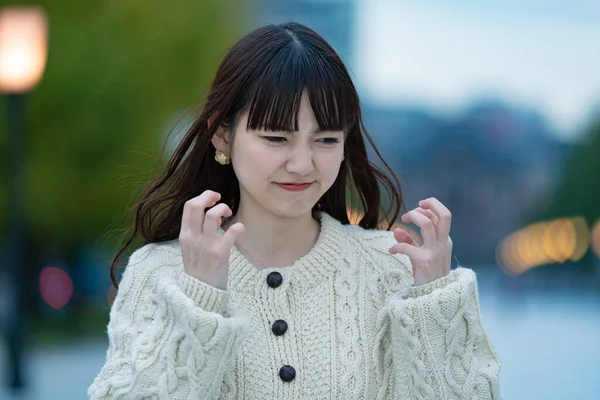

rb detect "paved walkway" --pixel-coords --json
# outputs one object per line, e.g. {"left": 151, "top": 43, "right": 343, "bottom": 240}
{"left": 0, "top": 339, "right": 107, "bottom": 400}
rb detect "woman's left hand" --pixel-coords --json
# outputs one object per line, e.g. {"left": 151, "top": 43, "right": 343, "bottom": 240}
{"left": 389, "top": 197, "right": 453, "bottom": 286}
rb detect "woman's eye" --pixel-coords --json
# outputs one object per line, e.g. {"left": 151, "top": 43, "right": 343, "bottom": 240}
{"left": 263, "top": 136, "right": 287, "bottom": 143}
{"left": 317, "top": 137, "right": 340, "bottom": 144}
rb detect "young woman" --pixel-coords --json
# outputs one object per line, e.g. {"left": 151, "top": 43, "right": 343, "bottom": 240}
{"left": 89, "top": 22, "right": 501, "bottom": 399}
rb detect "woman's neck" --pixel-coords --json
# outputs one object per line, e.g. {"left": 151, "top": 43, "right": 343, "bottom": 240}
{"left": 226, "top": 206, "right": 320, "bottom": 270}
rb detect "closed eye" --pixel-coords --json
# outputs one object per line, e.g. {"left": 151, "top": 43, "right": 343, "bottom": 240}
{"left": 263, "top": 136, "right": 287, "bottom": 143}
{"left": 317, "top": 137, "right": 340, "bottom": 144}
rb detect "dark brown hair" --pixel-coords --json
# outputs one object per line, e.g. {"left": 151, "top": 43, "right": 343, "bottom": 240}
{"left": 110, "top": 22, "right": 403, "bottom": 287}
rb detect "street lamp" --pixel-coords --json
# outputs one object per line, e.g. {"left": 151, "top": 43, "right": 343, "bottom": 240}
{"left": 0, "top": 5, "right": 48, "bottom": 391}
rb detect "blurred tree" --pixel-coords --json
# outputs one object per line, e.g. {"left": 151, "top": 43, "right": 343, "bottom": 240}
{"left": 0, "top": 0, "right": 246, "bottom": 246}
{"left": 542, "top": 117, "right": 600, "bottom": 231}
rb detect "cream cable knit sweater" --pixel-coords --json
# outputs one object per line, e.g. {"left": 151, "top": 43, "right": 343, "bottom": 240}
{"left": 88, "top": 213, "right": 501, "bottom": 399}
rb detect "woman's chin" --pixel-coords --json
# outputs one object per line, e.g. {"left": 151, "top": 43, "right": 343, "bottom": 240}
{"left": 269, "top": 203, "right": 318, "bottom": 220}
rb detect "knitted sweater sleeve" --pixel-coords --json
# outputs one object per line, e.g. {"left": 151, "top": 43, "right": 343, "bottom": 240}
{"left": 88, "top": 244, "right": 249, "bottom": 399}
{"left": 378, "top": 266, "right": 501, "bottom": 400}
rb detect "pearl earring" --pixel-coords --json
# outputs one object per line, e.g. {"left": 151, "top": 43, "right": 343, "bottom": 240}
{"left": 214, "top": 150, "right": 230, "bottom": 165}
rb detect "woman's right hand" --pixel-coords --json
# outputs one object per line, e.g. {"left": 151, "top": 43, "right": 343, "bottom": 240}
{"left": 179, "top": 190, "right": 245, "bottom": 290}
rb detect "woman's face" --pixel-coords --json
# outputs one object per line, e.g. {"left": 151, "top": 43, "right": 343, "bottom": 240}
{"left": 216, "top": 91, "right": 345, "bottom": 220}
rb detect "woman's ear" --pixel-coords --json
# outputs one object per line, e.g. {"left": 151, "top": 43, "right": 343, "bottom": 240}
{"left": 210, "top": 121, "right": 231, "bottom": 153}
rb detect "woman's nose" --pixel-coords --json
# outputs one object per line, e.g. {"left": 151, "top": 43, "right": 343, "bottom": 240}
{"left": 285, "top": 147, "right": 314, "bottom": 176}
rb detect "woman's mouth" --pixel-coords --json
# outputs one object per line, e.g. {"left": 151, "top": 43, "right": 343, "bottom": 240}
{"left": 276, "top": 182, "right": 314, "bottom": 192}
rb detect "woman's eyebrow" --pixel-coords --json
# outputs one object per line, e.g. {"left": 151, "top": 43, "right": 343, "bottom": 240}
{"left": 278, "top": 128, "right": 342, "bottom": 134}
{"left": 310, "top": 129, "right": 345, "bottom": 135}
{"left": 310, "top": 128, "right": 343, "bottom": 134}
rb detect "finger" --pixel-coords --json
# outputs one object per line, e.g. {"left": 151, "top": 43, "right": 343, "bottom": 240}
{"left": 419, "top": 198, "right": 452, "bottom": 238}
{"left": 393, "top": 228, "right": 418, "bottom": 246}
{"left": 180, "top": 190, "right": 221, "bottom": 232}
{"left": 181, "top": 191, "right": 221, "bottom": 234}
{"left": 414, "top": 207, "right": 439, "bottom": 226}
{"left": 203, "top": 203, "right": 232, "bottom": 234}
{"left": 389, "top": 242, "right": 422, "bottom": 259}
{"left": 401, "top": 210, "right": 437, "bottom": 247}
{"left": 220, "top": 222, "right": 245, "bottom": 250}
{"left": 181, "top": 191, "right": 221, "bottom": 235}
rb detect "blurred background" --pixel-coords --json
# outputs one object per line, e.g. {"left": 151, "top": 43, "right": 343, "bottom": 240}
{"left": 0, "top": 0, "right": 598, "bottom": 399}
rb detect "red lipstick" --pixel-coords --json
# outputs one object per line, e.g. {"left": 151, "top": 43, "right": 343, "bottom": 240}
{"left": 276, "top": 182, "right": 313, "bottom": 192}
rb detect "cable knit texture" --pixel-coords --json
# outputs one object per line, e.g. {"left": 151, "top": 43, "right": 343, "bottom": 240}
{"left": 88, "top": 213, "right": 501, "bottom": 399}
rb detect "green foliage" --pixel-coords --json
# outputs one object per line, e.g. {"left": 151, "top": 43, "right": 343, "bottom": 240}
{"left": 0, "top": 1, "right": 246, "bottom": 243}
{"left": 544, "top": 118, "right": 600, "bottom": 225}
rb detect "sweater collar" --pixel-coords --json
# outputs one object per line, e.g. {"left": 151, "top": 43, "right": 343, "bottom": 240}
{"left": 224, "top": 212, "right": 349, "bottom": 293}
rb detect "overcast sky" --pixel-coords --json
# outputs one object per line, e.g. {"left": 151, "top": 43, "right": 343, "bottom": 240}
{"left": 354, "top": 0, "right": 600, "bottom": 140}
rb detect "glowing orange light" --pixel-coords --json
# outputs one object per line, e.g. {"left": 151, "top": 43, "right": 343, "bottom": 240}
{"left": 516, "top": 228, "right": 535, "bottom": 267}
{"left": 543, "top": 219, "right": 576, "bottom": 263}
{"left": 530, "top": 222, "right": 551, "bottom": 266}
{"left": 592, "top": 220, "right": 600, "bottom": 258}
{"left": 498, "top": 232, "right": 528, "bottom": 275}
{"left": 556, "top": 219, "right": 577, "bottom": 262}
{"left": 498, "top": 216, "right": 590, "bottom": 276}
{"left": 570, "top": 217, "right": 589, "bottom": 262}
{"left": 347, "top": 208, "right": 363, "bottom": 225}
{"left": 39, "top": 266, "right": 73, "bottom": 309}
{"left": 0, "top": 6, "right": 48, "bottom": 93}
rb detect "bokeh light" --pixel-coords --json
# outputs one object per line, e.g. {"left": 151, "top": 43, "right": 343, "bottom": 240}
{"left": 39, "top": 266, "right": 73, "bottom": 309}
{"left": 592, "top": 220, "right": 600, "bottom": 258}
{"left": 570, "top": 217, "right": 590, "bottom": 262}
{"left": 543, "top": 219, "right": 575, "bottom": 263}
{"left": 0, "top": 6, "right": 48, "bottom": 92}
{"left": 347, "top": 208, "right": 363, "bottom": 225}
{"left": 497, "top": 217, "right": 591, "bottom": 275}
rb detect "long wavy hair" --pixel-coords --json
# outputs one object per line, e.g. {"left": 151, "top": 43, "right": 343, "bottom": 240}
{"left": 110, "top": 22, "right": 404, "bottom": 287}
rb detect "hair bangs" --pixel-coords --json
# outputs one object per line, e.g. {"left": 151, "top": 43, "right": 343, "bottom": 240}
{"left": 245, "top": 44, "right": 359, "bottom": 133}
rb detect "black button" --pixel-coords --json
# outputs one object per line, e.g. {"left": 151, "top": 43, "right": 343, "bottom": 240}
{"left": 279, "top": 365, "right": 296, "bottom": 382}
{"left": 267, "top": 272, "right": 283, "bottom": 288}
{"left": 272, "top": 319, "right": 288, "bottom": 336}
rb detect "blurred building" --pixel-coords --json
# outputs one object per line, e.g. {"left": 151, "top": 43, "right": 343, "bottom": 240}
{"left": 363, "top": 101, "right": 573, "bottom": 263}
